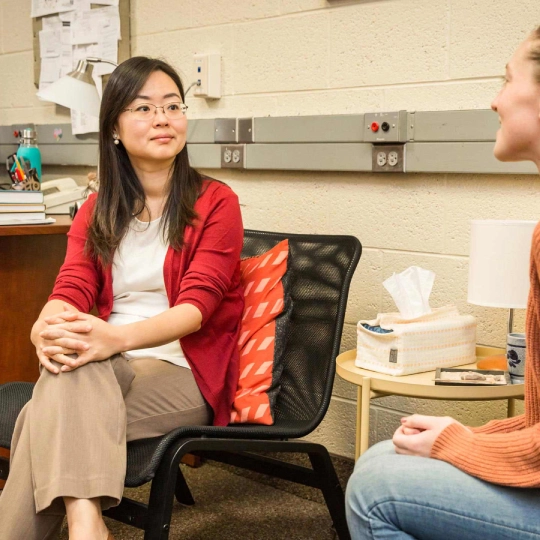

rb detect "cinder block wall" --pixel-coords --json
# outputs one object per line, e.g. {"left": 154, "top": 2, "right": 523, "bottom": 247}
{"left": 1, "top": 0, "right": 538, "bottom": 458}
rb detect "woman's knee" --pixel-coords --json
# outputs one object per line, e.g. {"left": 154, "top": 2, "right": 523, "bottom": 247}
{"left": 345, "top": 441, "right": 397, "bottom": 539}
{"left": 346, "top": 440, "right": 466, "bottom": 525}
{"left": 32, "top": 357, "right": 128, "bottom": 416}
{"left": 346, "top": 441, "right": 396, "bottom": 515}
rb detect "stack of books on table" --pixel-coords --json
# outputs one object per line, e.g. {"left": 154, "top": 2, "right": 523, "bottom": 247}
{"left": 0, "top": 190, "right": 46, "bottom": 223}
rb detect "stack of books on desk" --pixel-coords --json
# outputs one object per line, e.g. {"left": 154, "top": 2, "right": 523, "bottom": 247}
{"left": 0, "top": 190, "right": 46, "bottom": 222}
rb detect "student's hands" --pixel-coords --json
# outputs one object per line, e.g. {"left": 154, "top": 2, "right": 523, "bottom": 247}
{"left": 392, "top": 414, "right": 462, "bottom": 457}
{"left": 39, "top": 305, "right": 124, "bottom": 372}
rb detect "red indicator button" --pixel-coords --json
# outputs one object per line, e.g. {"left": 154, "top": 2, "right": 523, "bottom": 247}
{"left": 370, "top": 122, "right": 380, "bottom": 132}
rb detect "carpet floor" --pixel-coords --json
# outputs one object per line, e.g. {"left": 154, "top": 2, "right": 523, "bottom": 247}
{"left": 57, "top": 455, "right": 354, "bottom": 540}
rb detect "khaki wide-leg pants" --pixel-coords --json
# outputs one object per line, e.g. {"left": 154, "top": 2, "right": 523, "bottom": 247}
{"left": 0, "top": 355, "right": 212, "bottom": 540}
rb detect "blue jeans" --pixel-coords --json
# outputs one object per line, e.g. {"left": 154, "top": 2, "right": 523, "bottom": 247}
{"left": 346, "top": 440, "right": 540, "bottom": 539}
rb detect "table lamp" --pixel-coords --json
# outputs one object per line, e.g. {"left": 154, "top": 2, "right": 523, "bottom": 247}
{"left": 36, "top": 57, "right": 118, "bottom": 117}
{"left": 468, "top": 220, "right": 537, "bottom": 336}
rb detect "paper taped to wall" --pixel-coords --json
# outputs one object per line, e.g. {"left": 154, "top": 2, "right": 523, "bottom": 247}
{"left": 31, "top": 0, "right": 74, "bottom": 18}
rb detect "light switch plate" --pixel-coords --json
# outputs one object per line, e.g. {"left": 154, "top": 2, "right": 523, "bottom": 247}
{"left": 193, "top": 53, "right": 221, "bottom": 99}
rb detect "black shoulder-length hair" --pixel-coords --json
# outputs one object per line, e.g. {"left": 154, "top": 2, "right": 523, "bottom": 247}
{"left": 87, "top": 56, "right": 202, "bottom": 266}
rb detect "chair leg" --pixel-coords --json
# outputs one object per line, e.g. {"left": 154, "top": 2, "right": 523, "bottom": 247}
{"left": 309, "top": 449, "right": 351, "bottom": 540}
{"left": 174, "top": 466, "right": 194, "bottom": 506}
{"left": 144, "top": 449, "right": 184, "bottom": 540}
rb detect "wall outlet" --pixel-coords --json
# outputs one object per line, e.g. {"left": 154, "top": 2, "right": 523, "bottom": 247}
{"left": 371, "top": 144, "right": 405, "bottom": 173}
{"left": 221, "top": 144, "right": 244, "bottom": 168}
{"left": 193, "top": 53, "right": 221, "bottom": 99}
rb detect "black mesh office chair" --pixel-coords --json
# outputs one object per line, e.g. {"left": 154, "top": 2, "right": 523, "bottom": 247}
{"left": 0, "top": 230, "right": 361, "bottom": 540}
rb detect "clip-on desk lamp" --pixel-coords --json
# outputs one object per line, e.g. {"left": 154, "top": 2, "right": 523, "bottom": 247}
{"left": 37, "top": 57, "right": 118, "bottom": 116}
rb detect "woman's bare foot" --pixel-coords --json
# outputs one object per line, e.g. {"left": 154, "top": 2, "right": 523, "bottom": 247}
{"left": 64, "top": 497, "right": 109, "bottom": 540}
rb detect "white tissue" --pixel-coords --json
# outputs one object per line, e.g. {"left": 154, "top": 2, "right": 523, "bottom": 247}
{"left": 383, "top": 266, "right": 435, "bottom": 320}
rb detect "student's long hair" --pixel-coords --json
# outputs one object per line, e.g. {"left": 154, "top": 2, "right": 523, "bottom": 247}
{"left": 87, "top": 56, "right": 202, "bottom": 266}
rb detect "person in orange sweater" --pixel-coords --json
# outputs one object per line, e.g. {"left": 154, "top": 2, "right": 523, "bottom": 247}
{"left": 346, "top": 26, "right": 540, "bottom": 540}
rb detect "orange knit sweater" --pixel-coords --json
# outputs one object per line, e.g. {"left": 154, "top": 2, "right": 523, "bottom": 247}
{"left": 431, "top": 222, "right": 540, "bottom": 487}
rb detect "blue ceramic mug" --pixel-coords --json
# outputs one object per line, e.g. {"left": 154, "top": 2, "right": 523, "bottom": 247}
{"left": 507, "top": 332, "right": 526, "bottom": 382}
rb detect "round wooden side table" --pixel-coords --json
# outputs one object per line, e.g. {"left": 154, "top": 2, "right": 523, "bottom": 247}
{"left": 336, "top": 346, "right": 525, "bottom": 459}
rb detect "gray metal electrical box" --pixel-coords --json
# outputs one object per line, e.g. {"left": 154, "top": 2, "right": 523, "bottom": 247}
{"left": 364, "top": 111, "right": 407, "bottom": 143}
{"left": 214, "top": 118, "right": 238, "bottom": 143}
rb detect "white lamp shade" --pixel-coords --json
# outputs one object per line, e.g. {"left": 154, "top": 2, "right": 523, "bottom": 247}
{"left": 37, "top": 76, "right": 101, "bottom": 117}
{"left": 468, "top": 220, "right": 537, "bottom": 309}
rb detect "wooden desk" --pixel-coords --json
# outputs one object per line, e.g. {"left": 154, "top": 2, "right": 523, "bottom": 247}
{"left": 337, "top": 346, "right": 525, "bottom": 460}
{"left": 0, "top": 216, "right": 71, "bottom": 384}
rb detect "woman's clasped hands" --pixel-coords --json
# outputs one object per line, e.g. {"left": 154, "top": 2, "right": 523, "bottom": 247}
{"left": 392, "top": 414, "right": 464, "bottom": 458}
{"left": 35, "top": 304, "right": 122, "bottom": 374}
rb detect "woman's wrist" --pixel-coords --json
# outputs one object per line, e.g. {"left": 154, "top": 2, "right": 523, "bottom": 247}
{"left": 113, "top": 324, "right": 130, "bottom": 353}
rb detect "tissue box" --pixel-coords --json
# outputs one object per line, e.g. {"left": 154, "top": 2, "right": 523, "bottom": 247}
{"left": 356, "top": 305, "right": 476, "bottom": 376}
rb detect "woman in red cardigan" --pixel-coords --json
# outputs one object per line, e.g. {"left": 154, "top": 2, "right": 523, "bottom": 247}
{"left": 0, "top": 57, "right": 244, "bottom": 540}
{"left": 346, "top": 26, "right": 540, "bottom": 540}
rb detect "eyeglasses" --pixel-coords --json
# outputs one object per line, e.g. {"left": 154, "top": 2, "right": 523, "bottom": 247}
{"left": 122, "top": 102, "right": 188, "bottom": 120}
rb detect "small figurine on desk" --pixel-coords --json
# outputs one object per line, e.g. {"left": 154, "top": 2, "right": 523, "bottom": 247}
{"left": 86, "top": 171, "right": 100, "bottom": 194}
{"left": 68, "top": 172, "right": 99, "bottom": 220}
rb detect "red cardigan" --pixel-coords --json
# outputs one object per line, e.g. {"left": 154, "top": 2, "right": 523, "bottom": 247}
{"left": 49, "top": 179, "right": 244, "bottom": 426}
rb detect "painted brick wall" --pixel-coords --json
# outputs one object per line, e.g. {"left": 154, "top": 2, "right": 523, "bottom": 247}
{"left": 1, "top": 0, "right": 538, "bottom": 457}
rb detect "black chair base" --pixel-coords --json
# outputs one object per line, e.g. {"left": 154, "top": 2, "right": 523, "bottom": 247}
{"left": 103, "top": 438, "right": 350, "bottom": 540}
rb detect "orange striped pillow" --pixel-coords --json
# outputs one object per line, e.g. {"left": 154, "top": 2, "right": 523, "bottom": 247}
{"left": 230, "top": 239, "right": 291, "bottom": 425}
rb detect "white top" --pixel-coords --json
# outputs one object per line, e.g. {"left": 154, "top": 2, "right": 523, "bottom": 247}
{"left": 107, "top": 217, "right": 189, "bottom": 369}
